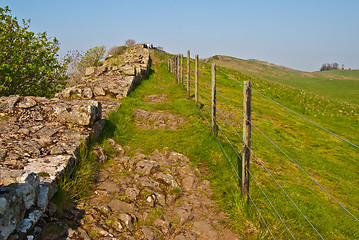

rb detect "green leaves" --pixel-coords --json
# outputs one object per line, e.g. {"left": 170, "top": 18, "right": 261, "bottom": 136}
{"left": 0, "top": 6, "right": 66, "bottom": 97}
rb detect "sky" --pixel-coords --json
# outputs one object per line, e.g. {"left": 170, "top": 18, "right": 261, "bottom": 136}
{"left": 2, "top": 0, "right": 358, "bottom": 72}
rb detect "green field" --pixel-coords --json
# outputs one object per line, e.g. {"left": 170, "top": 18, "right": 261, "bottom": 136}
{"left": 187, "top": 53, "right": 359, "bottom": 238}
{"left": 207, "top": 55, "right": 359, "bottom": 105}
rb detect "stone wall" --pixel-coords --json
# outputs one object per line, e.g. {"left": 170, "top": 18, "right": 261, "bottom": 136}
{"left": 0, "top": 44, "right": 150, "bottom": 240}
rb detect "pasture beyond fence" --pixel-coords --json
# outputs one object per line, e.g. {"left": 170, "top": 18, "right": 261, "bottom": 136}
{"left": 162, "top": 51, "right": 359, "bottom": 239}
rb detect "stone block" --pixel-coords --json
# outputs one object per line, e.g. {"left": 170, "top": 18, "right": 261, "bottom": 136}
{"left": 53, "top": 100, "right": 102, "bottom": 126}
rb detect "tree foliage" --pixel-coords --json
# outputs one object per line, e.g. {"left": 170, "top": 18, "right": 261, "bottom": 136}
{"left": 77, "top": 46, "right": 106, "bottom": 71}
{"left": 0, "top": 6, "right": 66, "bottom": 97}
{"left": 106, "top": 45, "right": 127, "bottom": 57}
{"left": 320, "top": 63, "right": 340, "bottom": 71}
{"left": 125, "top": 39, "right": 136, "bottom": 48}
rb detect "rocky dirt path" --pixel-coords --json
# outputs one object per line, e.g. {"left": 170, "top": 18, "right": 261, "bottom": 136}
{"left": 64, "top": 146, "right": 238, "bottom": 240}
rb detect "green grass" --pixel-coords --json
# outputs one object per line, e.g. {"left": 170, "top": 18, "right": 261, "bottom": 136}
{"left": 53, "top": 50, "right": 359, "bottom": 239}
{"left": 208, "top": 55, "right": 359, "bottom": 105}
{"left": 99, "top": 52, "right": 269, "bottom": 239}
{"left": 191, "top": 57, "right": 359, "bottom": 239}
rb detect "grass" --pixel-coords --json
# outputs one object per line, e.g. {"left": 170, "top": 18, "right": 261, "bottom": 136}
{"left": 190, "top": 56, "right": 359, "bottom": 239}
{"left": 98, "top": 52, "right": 267, "bottom": 238}
{"left": 52, "top": 142, "right": 100, "bottom": 216}
{"left": 208, "top": 55, "right": 359, "bottom": 105}
{"left": 52, "top": 50, "right": 358, "bottom": 239}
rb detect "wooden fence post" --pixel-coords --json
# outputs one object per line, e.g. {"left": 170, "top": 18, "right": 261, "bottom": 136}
{"left": 174, "top": 56, "right": 178, "bottom": 79}
{"left": 211, "top": 64, "right": 218, "bottom": 136}
{"left": 187, "top": 50, "right": 190, "bottom": 98}
{"left": 181, "top": 54, "right": 184, "bottom": 85}
{"left": 195, "top": 54, "right": 199, "bottom": 107}
{"left": 242, "top": 81, "right": 252, "bottom": 198}
{"left": 177, "top": 55, "right": 180, "bottom": 84}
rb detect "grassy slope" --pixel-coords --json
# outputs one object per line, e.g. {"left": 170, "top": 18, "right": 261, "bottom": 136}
{"left": 208, "top": 55, "right": 359, "bottom": 105}
{"left": 190, "top": 56, "right": 359, "bottom": 239}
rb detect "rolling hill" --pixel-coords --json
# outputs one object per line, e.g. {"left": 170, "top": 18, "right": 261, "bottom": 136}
{"left": 207, "top": 55, "right": 359, "bottom": 105}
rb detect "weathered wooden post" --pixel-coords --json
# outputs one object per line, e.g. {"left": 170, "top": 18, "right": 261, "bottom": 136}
{"left": 177, "top": 54, "right": 180, "bottom": 84}
{"left": 174, "top": 56, "right": 177, "bottom": 80}
{"left": 187, "top": 50, "right": 190, "bottom": 98}
{"left": 211, "top": 64, "right": 218, "bottom": 136}
{"left": 242, "top": 81, "right": 252, "bottom": 198}
{"left": 195, "top": 54, "right": 199, "bottom": 107}
{"left": 170, "top": 57, "right": 172, "bottom": 73}
{"left": 181, "top": 54, "right": 184, "bottom": 85}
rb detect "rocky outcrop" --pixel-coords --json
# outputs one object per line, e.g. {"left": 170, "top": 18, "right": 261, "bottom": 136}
{"left": 56, "top": 44, "right": 150, "bottom": 100}
{"left": 0, "top": 44, "right": 151, "bottom": 239}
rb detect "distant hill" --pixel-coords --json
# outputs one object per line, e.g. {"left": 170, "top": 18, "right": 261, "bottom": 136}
{"left": 207, "top": 55, "right": 359, "bottom": 105}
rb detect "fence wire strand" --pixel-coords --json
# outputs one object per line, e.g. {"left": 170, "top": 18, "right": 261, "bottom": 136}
{"left": 215, "top": 67, "right": 359, "bottom": 223}
{"left": 250, "top": 149, "right": 324, "bottom": 239}
{"left": 198, "top": 106, "right": 275, "bottom": 239}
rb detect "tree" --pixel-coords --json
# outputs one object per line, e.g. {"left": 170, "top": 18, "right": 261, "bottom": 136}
{"left": 125, "top": 39, "right": 136, "bottom": 48}
{"left": 0, "top": 6, "right": 66, "bottom": 97}
{"left": 77, "top": 46, "right": 106, "bottom": 71}
{"left": 106, "top": 45, "right": 127, "bottom": 58}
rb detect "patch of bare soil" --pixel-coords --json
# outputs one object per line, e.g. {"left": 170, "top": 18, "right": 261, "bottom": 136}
{"left": 134, "top": 109, "right": 187, "bottom": 130}
{"left": 301, "top": 72, "right": 314, "bottom": 78}
{"left": 144, "top": 94, "right": 168, "bottom": 104}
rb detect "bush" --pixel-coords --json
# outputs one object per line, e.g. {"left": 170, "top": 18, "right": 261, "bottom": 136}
{"left": 0, "top": 6, "right": 66, "bottom": 97}
{"left": 106, "top": 45, "right": 127, "bottom": 58}
{"left": 77, "top": 46, "right": 106, "bottom": 72}
{"left": 125, "top": 39, "right": 136, "bottom": 48}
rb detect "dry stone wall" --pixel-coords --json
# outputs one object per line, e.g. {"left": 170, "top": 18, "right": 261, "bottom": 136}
{"left": 0, "top": 44, "right": 150, "bottom": 240}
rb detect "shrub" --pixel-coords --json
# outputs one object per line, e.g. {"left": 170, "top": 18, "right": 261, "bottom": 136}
{"left": 0, "top": 6, "right": 66, "bottom": 97}
{"left": 106, "top": 45, "right": 127, "bottom": 58}
{"left": 77, "top": 46, "right": 106, "bottom": 72}
{"left": 125, "top": 39, "right": 136, "bottom": 48}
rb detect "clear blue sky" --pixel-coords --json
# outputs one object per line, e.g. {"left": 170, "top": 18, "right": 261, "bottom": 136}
{"left": 2, "top": 0, "right": 358, "bottom": 72}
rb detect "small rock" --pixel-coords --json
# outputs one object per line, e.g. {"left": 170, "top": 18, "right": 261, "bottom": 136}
{"left": 146, "top": 195, "right": 156, "bottom": 207}
{"left": 97, "top": 180, "right": 120, "bottom": 193}
{"left": 77, "top": 228, "right": 91, "bottom": 240}
{"left": 141, "top": 226, "right": 158, "bottom": 240}
{"left": 93, "top": 86, "right": 106, "bottom": 96}
{"left": 93, "top": 147, "right": 107, "bottom": 163}
{"left": 18, "top": 128, "right": 30, "bottom": 135}
{"left": 182, "top": 176, "right": 194, "bottom": 191}
{"left": 135, "top": 160, "right": 159, "bottom": 175}
{"left": 153, "top": 219, "right": 171, "bottom": 234}
{"left": 138, "top": 177, "right": 160, "bottom": 190}
{"left": 113, "top": 220, "right": 124, "bottom": 232}
{"left": 173, "top": 206, "right": 194, "bottom": 225}
{"left": 125, "top": 188, "right": 140, "bottom": 201}
{"left": 50, "top": 145, "right": 66, "bottom": 155}
{"left": 155, "top": 172, "right": 179, "bottom": 187}
{"left": 119, "top": 213, "right": 134, "bottom": 231}
{"left": 82, "top": 87, "right": 93, "bottom": 99}
{"left": 18, "top": 97, "right": 37, "bottom": 109}
{"left": 192, "top": 221, "right": 218, "bottom": 240}
{"left": 108, "top": 199, "right": 135, "bottom": 212}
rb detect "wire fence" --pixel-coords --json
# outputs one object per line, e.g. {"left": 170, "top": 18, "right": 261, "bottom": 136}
{"left": 164, "top": 52, "right": 359, "bottom": 239}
